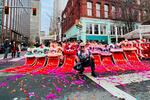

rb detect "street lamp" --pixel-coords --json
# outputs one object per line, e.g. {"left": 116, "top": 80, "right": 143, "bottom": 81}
{"left": 57, "top": 17, "right": 62, "bottom": 41}
{"left": 75, "top": 20, "right": 83, "bottom": 41}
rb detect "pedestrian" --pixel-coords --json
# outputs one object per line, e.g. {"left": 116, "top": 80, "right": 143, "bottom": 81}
{"left": 75, "top": 43, "right": 97, "bottom": 77}
{"left": 11, "top": 41, "right": 17, "bottom": 58}
{"left": 17, "top": 43, "right": 21, "bottom": 57}
{"left": 3, "top": 39, "right": 10, "bottom": 59}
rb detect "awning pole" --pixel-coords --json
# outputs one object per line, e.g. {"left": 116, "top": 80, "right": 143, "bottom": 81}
{"left": 115, "top": 25, "right": 118, "bottom": 43}
{"left": 139, "top": 26, "right": 142, "bottom": 40}
{"left": 139, "top": 25, "right": 142, "bottom": 58}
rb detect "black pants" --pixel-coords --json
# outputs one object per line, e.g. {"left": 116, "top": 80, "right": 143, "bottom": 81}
{"left": 80, "top": 59, "right": 95, "bottom": 73}
{"left": 17, "top": 52, "right": 20, "bottom": 57}
{"left": 12, "top": 52, "right": 16, "bottom": 58}
{"left": 4, "top": 48, "right": 9, "bottom": 59}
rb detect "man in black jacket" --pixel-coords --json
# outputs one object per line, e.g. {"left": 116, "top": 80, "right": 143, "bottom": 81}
{"left": 3, "top": 39, "right": 10, "bottom": 59}
{"left": 76, "top": 43, "right": 97, "bottom": 77}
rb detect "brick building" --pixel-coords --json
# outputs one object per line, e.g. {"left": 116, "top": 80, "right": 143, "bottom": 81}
{"left": 61, "top": 0, "right": 143, "bottom": 43}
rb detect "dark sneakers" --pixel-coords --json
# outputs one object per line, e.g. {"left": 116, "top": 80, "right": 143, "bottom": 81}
{"left": 78, "top": 71, "right": 83, "bottom": 75}
{"left": 77, "top": 71, "right": 97, "bottom": 77}
{"left": 91, "top": 72, "right": 97, "bottom": 78}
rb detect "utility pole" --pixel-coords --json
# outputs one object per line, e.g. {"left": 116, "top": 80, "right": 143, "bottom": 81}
{"left": 6, "top": 0, "right": 9, "bottom": 40}
{"left": 15, "top": 0, "right": 18, "bottom": 40}
{"left": 12, "top": 0, "right": 16, "bottom": 40}
{"left": 58, "top": 17, "right": 62, "bottom": 41}
{"left": 9, "top": 0, "right": 13, "bottom": 41}
{"left": 1, "top": 0, "right": 6, "bottom": 42}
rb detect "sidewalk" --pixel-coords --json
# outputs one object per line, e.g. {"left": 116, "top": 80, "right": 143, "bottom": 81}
{"left": 0, "top": 52, "right": 25, "bottom": 70}
{"left": 0, "top": 53, "right": 12, "bottom": 60}
{"left": 0, "top": 52, "right": 25, "bottom": 60}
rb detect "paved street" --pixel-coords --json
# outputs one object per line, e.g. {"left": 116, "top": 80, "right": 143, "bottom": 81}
{"left": 0, "top": 56, "right": 150, "bottom": 100}
{"left": 0, "top": 52, "right": 25, "bottom": 60}
{"left": 0, "top": 56, "right": 117, "bottom": 100}
{"left": 0, "top": 53, "right": 11, "bottom": 59}
{"left": 0, "top": 52, "right": 25, "bottom": 70}
{"left": 0, "top": 0, "right": 150, "bottom": 99}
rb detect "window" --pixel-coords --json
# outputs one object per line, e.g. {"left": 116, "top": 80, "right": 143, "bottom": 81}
{"left": 94, "top": 24, "right": 99, "bottom": 34}
{"left": 137, "top": 0, "right": 140, "bottom": 5}
{"left": 123, "top": 25, "right": 128, "bottom": 34}
{"left": 110, "top": 25, "right": 115, "bottom": 35}
{"left": 117, "top": 26, "right": 121, "bottom": 35}
{"left": 87, "top": 2, "right": 92, "bottom": 16}
{"left": 63, "top": 13, "right": 66, "bottom": 19}
{"left": 112, "top": 6, "right": 116, "bottom": 19}
{"left": 104, "top": 4, "right": 109, "bottom": 18}
{"left": 118, "top": 7, "right": 122, "bottom": 18}
{"left": 86, "top": 24, "right": 92, "bottom": 34}
{"left": 136, "top": 25, "right": 138, "bottom": 29}
{"left": 126, "top": 8, "right": 129, "bottom": 17}
{"left": 143, "top": 10, "right": 147, "bottom": 18}
{"left": 122, "top": 26, "right": 126, "bottom": 35}
{"left": 131, "top": 9, "right": 135, "bottom": 17}
{"left": 96, "top": 3, "right": 100, "bottom": 17}
{"left": 100, "top": 24, "right": 106, "bottom": 34}
{"left": 132, "top": 25, "right": 135, "bottom": 31}
{"left": 71, "top": 0, "right": 74, "bottom": 6}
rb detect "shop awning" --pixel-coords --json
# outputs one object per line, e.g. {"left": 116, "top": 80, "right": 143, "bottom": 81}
{"left": 124, "top": 25, "right": 150, "bottom": 39}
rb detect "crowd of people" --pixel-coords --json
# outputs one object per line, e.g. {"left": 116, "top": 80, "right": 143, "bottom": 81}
{"left": 3, "top": 39, "right": 21, "bottom": 59}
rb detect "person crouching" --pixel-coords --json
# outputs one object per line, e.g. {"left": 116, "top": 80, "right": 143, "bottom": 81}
{"left": 76, "top": 43, "right": 97, "bottom": 77}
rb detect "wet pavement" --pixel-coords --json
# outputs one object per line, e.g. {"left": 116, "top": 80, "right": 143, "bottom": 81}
{"left": 0, "top": 58, "right": 24, "bottom": 70}
{"left": 0, "top": 58, "right": 150, "bottom": 100}
{"left": 0, "top": 74, "right": 119, "bottom": 100}
{"left": 117, "top": 80, "right": 150, "bottom": 100}
{"left": 0, "top": 52, "right": 25, "bottom": 70}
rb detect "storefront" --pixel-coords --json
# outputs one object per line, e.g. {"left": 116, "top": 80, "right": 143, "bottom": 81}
{"left": 63, "top": 17, "right": 140, "bottom": 44}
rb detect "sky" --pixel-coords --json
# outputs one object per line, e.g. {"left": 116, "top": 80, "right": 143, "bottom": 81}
{"left": 41, "top": 0, "right": 54, "bottom": 35}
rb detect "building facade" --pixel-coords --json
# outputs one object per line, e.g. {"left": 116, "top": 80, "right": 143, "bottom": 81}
{"left": 0, "top": 0, "right": 31, "bottom": 43}
{"left": 53, "top": 0, "right": 68, "bottom": 41}
{"left": 30, "top": 0, "right": 41, "bottom": 43}
{"left": 0, "top": 0, "right": 3, "bottom": 43}
{"left": 0, "top": 0, "right": 41, "bottom": 44}
{"left": 53, "top": 0, "right": 68, "bottom": 18}
{"left": 14, "top": 0, "right": 31, "bottom": 42}
{"left": 62, "top": 0, "right": 143, "bottom": 43}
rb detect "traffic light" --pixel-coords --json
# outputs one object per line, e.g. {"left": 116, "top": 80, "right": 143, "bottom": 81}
{"left": 4, "top": 6, "right": 9, "bottom": 14}
{"left": 32, "top": 8, "right": 37, "bottom": 16}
